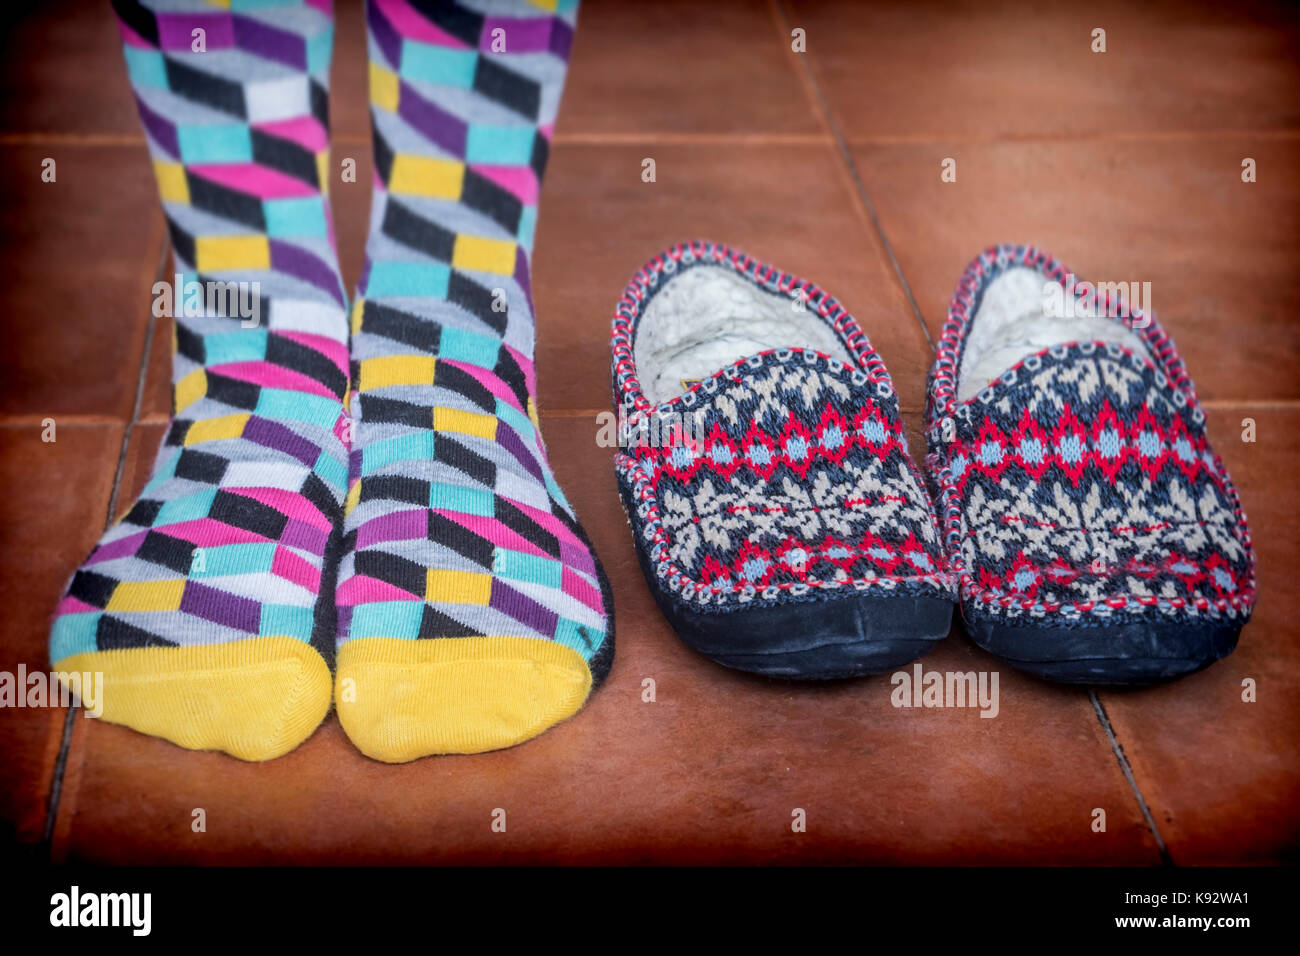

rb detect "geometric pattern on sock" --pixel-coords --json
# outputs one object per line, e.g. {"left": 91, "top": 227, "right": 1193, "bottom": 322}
{"left": 52, "top": 0, "right": 350, "bottom": 671}
{"left": 338, "top": 0, "right": 611, "bottom": 681}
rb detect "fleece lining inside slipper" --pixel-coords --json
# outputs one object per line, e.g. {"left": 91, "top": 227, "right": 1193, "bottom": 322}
{"left": 634, "top": 264, "right": 853, "bottom": 405}
{"left": 957, "top": 266, "right": 1150, "bottom": 402}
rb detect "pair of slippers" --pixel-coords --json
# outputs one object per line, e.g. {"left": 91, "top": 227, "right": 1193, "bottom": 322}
{"left": 611, "top": 241, "right": 1255, "bottom": 685}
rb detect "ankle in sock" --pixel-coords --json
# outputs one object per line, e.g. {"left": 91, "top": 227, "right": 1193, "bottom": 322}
{"left": 49, "top": 0, "right": 349, "bottom": 761}
{"left": 335, "top": 0, "right": 612, "bottom": 761}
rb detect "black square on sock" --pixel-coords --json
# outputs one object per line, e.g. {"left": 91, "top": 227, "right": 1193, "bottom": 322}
{"left": 495, "top": 498, "right": 560, "bottom": 558}
{"left": 124, "top": 498, "right": 163, "bottom": 527}
{"left": 69, "top": 570, "right": 118, "bottom": 609}
{"left": 187, "top": 173, "right": 267, "bottom": 231}
{"left": 461, "top": 169, "right": 523, "bottom": 235}
{"left": 382, "top": 200, "right": 455, "bottom": 261}
{"left": 164, "top": 57, "right": 246, "bottom": 118}
{"left": 447, "top": 272, "right": 507, "bottom": 336}
{"left": 251, "top": 129, "right": 319, "bottom": 188}
{"left": 136, "top": 530, "right": 199, "bottom": 574}
{"left": 417, "top": 602, "right": 483, "bottom": 639}
{"left": 409, "top": 0, "right": 484, "bottom": 47}
{"left": 175, "top": 448, "right": 230, "bottom": 485}
{"left": 438, "top": 436, "right": 496, "bottom": 489}
{"left": 473, "top": 57, "right": 540, "bottom": 121}
{"left": 204, "top": 372, "right": 261, "bottom": 411}
{"left": 300, "top": 472, "right": 341, "bottom": 522}
{"left": 432, "top": 361, "right": 494, "bottom": 413}
{"left": 428, "top": 512, "right": 493, "bottom": 570}
{"left": 360, "top": 474, "right": 430, "bottom": 507}
{"left": 97, "top": 615, "right": 178, "bottom": 651}
{"left": 354, "top": 550, "right": 426, "bottom": 598}
{"left": 361, "top": 300, "right": 440, "bottom": 352}
{"left": 209, "top": 490, "right": 289, "bottom": 540}
{"left": 166, "top": 420, "right": 194, "bottom": 446}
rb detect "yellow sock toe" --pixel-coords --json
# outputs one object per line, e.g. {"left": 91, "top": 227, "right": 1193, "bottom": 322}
{"left": 54, "top": 636, "right": 332, "bottom": 762}
{"left": 335, "top": 636, "right": 593, "bottom": 761}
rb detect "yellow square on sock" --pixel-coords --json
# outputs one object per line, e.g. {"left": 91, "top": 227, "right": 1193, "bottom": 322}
{"left": 344, "top": 479, "right": 361, "bottom": 517}
{"left": 426, "top": 569, "right": 492, "bottom": 606}
{"left": 195, "top": 236, "right": 271, "bottom": 272}
{"left": 153, "top": 160, "right": 189, "bottom": 204}
{"left": 358, "top": 355, "right": 436, "bottom": 391}
{"left": 107, "top": 579, "right": 186, "bottom": 613}
{"left": 433, "top": 406, "right": 497, "bottom": 440}
{"left": 184, "top": 413, "right": 250, "bottom": 445}
{"left": 174, "top": 368, "right": 207, "bottom": 414}
{"left": 369, "top": 61, "right": 400, "bottom": 113}
{"left": 389, "top": 154, "right": 464, "bottom": 201}
{"left": 452, "top": 235, "right": 517, "bottom": 276}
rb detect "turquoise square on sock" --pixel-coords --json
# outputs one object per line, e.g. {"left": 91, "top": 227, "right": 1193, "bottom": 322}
{"left": 495, "top": 400, "right": 535, "bottom": 442}
{"left": 306, "top": 26, "right": 333, "bottom": 76}
{"left": 314, "top": 450, "right": 347, "bottom": 493}
{"left": 555, "top": 617, "right": 601, "bottom": 660}
{"left": 348, "top": 602, "right": 423, "bottom": 640}
{"left": 155, "top": 487, "right": 218, "bottom": 526}
{"left": 465, "top": 125, "right": 536, "bottom": 165}
{"left": 177, "top": 124, "right": 253, "bottom": 164}
{"left": 257, "top": 389, "right": 337, "bottom": 429}
{"left": 144, "top": 449, "right": 181, "bottom": 494}
{"left": 123, "top": 47, "right": 167, "bottom": 89}
{"left": 400, "top": 40, "right": 477, "bottom": 88}
{"left": 516, "top": 204, "right": 537, "bottom": 249}
{"left": 495, "top": 549, "right": 562, "bottom": 589}
{"left": 365, "top": 262, "right": 450, "bottom": 299}
{"left": 204, "top": 329, "right": 268, "bottom": 364}
{"left": 50, "top": 612, "right": 101, "bottom": 663}
{"left": 438, "top": 327, "right": 500, "bottom": 370}
{"left": 264, "top": 197, "right": 328, "bottom": 238}
{"left": 198, "top": 542, "right": 277, "bottom": 577}
{"left": 363, "top": 433, "right": 435, "bottom": 474}
{"left": 429, "top": 482, "right": 494, "bottom": 517}
{"left": 260, "top": 603, "right": 315, "bottom": 640}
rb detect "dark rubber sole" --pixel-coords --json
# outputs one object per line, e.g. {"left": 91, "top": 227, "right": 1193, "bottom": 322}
{"left": 618, "top": 477, "right": 951, "bottom": 680}
{"left": 963, "top": 611, "right": 1241, "bottom": 686}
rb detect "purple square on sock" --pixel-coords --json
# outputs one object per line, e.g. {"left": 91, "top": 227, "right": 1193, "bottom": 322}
{"left": 182, "top": 579, "right": 260, "bottom": 633}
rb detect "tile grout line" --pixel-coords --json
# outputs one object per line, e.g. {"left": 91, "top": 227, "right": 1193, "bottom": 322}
{"left": 770, "top": 0, "right": 935, "bottom": 352}
{"left": 1089, "top": 689, "right": 1174, "bottom": 866}
{"left": 41, "top": 221, "right": 170, "bottom": 853}
{"left": 772, "top": 0, "right": 1178, "bottom": 862}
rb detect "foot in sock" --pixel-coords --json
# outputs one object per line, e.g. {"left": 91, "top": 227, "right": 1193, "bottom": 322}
{"left": 334, "top": 0, "right": 612, "bottom": 761}
{"left": 49, "top": 0, "right": 348, "bottom": 760}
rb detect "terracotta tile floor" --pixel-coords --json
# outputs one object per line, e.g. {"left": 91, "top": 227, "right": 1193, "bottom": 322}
{"left": 2, "top": 0, "right": 1297, "bottom": 864}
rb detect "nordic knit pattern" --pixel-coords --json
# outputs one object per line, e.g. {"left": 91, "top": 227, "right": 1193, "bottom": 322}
{"left": 613, "top": 241, "right": 953, "bottom": 610}
{"left": 925, "top": 244, "right": 1256, "bottom": 626}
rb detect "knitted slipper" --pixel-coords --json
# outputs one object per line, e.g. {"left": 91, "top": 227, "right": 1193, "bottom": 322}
{"left": 925, "top": 244, "right": 1256, "bottom": 684}
{"left": 611, "top": 241, "right": 953, "bottom": 679}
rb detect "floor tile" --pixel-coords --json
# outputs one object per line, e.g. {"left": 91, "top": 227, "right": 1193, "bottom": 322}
{"left": 0, "top": 0, "right": 139, "bottom": 136}
{"left": 790, "top": 0, "right": 1300, "bottom": 142}
{"left": 0, "top": 423, "right": 123, "bottom": 847}
{"left": 532, "top": 142, "right": 935, "bottom": 414}
{"left": 851, "top": 136, "right": 1300, "bottom": 402}
{"left": 55, "top": 416, "right": 1157, "bottom": 864}
{"left": 0, "top": 145, "right": 162, "bottom": 420}
{"left": 562, "top": 0, "right": 820, "bottom": 137}
{"left": 1097, "top": 407, "right": 1300, "bottom": 864}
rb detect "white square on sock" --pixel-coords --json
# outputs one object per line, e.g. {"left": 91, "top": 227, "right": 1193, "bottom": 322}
{"left": 269, "top": 299, "right": 348, "bottom": 340}
{"left": 494, "top": 470, "right": 551, "bottom": 513}
{"left": 245, "top": 75, "right": 312, "bottom": 125}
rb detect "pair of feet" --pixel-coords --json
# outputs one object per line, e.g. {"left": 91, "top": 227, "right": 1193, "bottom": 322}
{"left": 50, "top": 0, "right": 610, "bottom": 762}
{"left": 613, "top": 241, "right": 1255, "bottom": 684}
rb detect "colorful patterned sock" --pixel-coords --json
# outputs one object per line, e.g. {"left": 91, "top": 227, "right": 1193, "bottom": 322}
{"left": 335, "top": 0, "right": 612, "bottom": 761}
{"left": 49, "top": 0, "right": 348, "bottom": 761}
